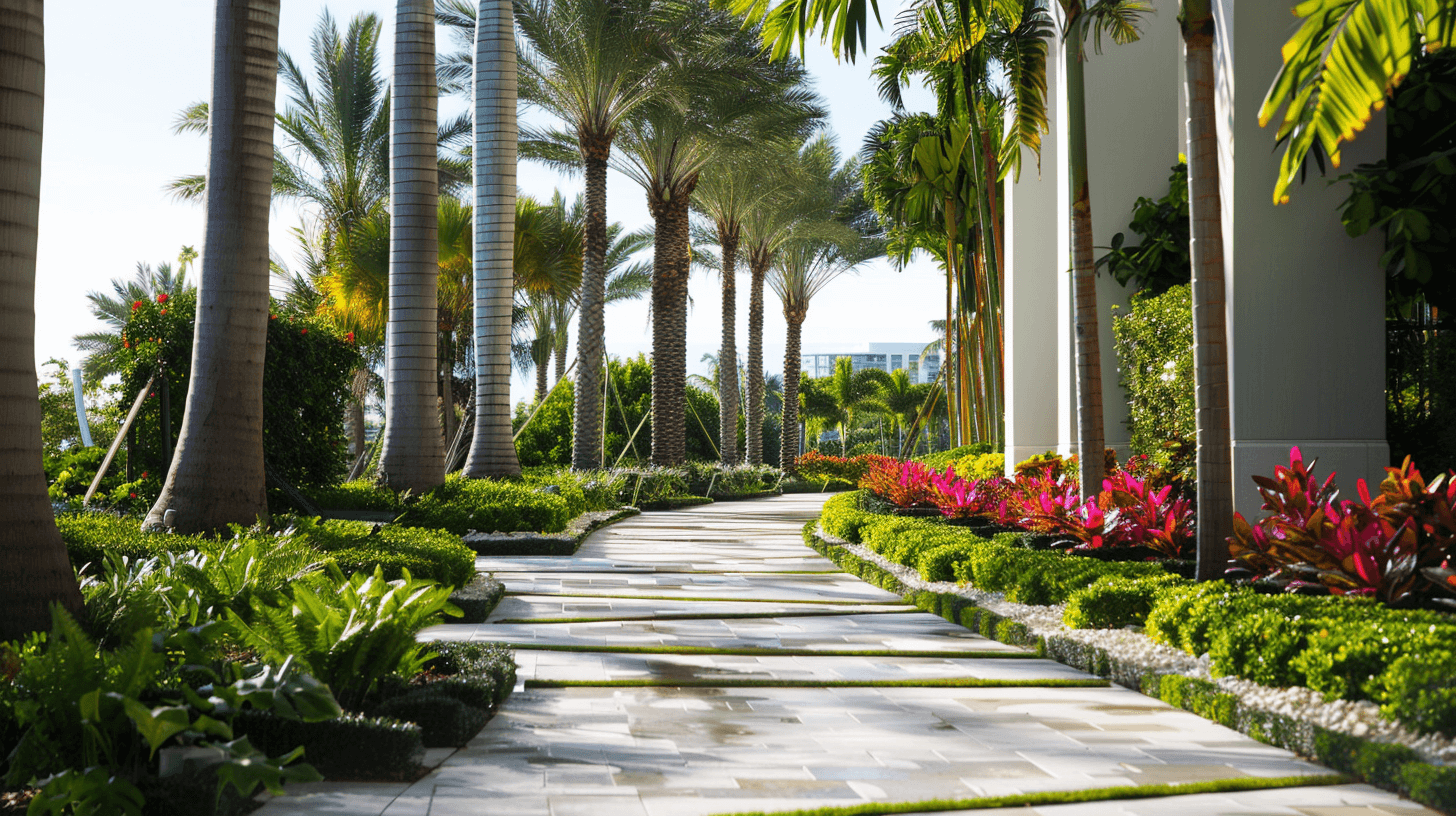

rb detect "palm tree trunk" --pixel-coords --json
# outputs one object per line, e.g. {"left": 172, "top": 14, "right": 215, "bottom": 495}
{"left": 571, "top": 139, "right": 611, "bottom": 470}
{"left": 1184, "top": 0, "right": 1233, "bottom": 580}
{"left": 0, "top": 0, "right": 85, "bottom": 639}
{"left": 745, "top": 247, "right": 768, "bottom": 465}
{"left": 1066, "top": 29, "right": 1106, "bottom": 498}
{"left": 717, "top": 223, "right": 740, "bottom": 465}
{"left": 649, "top": 192, "right": 692, "bottom": 466}
{"left": 379, "top": 0, "right": 445, "bottom": 492}
{"left": 535, "top": 343, "right": 550, "bottom": 402}
{"left": 440, "top": 333, "right": 456, "bottom": 446}
{"left": 145, "top": 0, "right": 279, "bottom": 533}
{"left": 553, "top": 328, "right": 568, "bottom": 387}
{"left": 463, "top": 0, "right": 522, "bottom": 478}
{"left": 781, "top": 307, "right": 806, "bottom": 477}
{"left": 347, "top": 366, "right": 369, "bottom": 457}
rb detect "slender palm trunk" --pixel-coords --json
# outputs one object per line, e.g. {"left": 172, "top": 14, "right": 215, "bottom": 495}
{"left": 780, "top": 306, "right": 806, "bottom": 476}
{"left": 145, "top": 0, "right": 279, "bottom": 532}
{"left": 717, "top": 223, "right": 741, "bottom": 464}
{"left": 0, "top": 0, "right": 84, "bottom": 638}
{"left": 346, "top": 367, "right": 370, "bottom": 457}
{"left": 745, "top": 247, "right": 768, "bottom": 465}
{"left": 379, "top": 0, "right": 445, "bottom": 492}
{"left": 1066, "top": 29, "right": 1105, "bottom": 498}
{"left": 440, "top": 332, "right": 456, "bottom": 445}
{"left": 535, "top": 341, "right": 550, "bottom": 402}
{"left": 553, "top": 330, "right": 568, "bottom": 387}
{"left": 649, "top": 191, "right": 692, "bottom": 466}
{"left": 463, "top": 0, "right": 521, "bottom": 478}
{"left": 572, "top": 140, "right": 611, "bottom": 470}
{"left": 1184, "top": 1, "right": 1233, "bottom": 579}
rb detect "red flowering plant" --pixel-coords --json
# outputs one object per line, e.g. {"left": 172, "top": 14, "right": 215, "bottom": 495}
{"left": 859, "top": 458, "right": 944, "bottom": 508}
{"left": 1228, "top": 448, "right": 1456, "bottom": 606}
{"left": 1094, "top": 470, "right": 1195, "bottom": 558}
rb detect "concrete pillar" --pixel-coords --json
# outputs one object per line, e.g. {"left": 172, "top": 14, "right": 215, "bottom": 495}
{"left": 1215, "top": 0, "right": 1388, "bottom": 517}
{"left": 1003, "top": 13, "right": 1066, "bottom": 473}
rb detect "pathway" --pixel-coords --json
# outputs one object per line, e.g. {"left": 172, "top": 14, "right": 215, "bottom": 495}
{"left": 260, "top": 494, "right": 1438, "bottom": 816}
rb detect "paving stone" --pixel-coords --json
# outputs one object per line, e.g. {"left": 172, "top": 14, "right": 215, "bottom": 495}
{"left": 256, "top": 495, "right": 1438, "bottom": 816}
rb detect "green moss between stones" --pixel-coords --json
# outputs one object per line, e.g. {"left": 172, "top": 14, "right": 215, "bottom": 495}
{"left": 502, "top": 643, "right": 1040, "bottom": 658}
{"left": 702, "top": 774, "right": 1349, "bottom": 816}
{"left": 493, "top": 609, "right": 921, "bottom": 625}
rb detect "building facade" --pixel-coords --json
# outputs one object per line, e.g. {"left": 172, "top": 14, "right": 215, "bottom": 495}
{"left": 801, "top": 342, "right": 940, "bottom": 384}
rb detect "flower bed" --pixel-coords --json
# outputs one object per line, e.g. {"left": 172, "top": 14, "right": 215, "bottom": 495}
{"left": 812, "top": 445, "right": 1456, "bottom": 812}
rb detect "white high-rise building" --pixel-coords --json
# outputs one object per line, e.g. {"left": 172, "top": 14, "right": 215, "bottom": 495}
{"left": 801, "top": 342, "right": 939, "bottom": 384}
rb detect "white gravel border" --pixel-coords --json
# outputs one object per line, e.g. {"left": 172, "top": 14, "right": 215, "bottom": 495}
{"left": 818, "top": 525, "right": 1456, "bottom": 765}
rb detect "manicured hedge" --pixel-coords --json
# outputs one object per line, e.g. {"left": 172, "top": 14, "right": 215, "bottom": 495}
{"left": 231, "top": 711, "right": 425, "bottom": 781}
{"left": 56, "top": 512, "right": 474, "bottom": 589}
{"left": 448, "top": 574, "right": 506, "bottom": 623}
{"left": 399, "top": 474, "right": 571, "bottom": 535}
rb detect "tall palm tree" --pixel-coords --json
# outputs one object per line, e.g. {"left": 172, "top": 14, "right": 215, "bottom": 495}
{"left": 823, "top": 356, "right": 892, "bottom": 455}
{"left": 872, "top": 367, "right": 931, "bottom": 455}
{"left": 462, "top": 0, "right": 521, "bottom": 477}
{"left": 1182, "top": 0, "right": 1231, "bottom": 580}
{"left": 512, "top": 0, "right": 669, "bottom": 470}
{"left": 771, "top": 137, "right": 879, "bottom": 475}
{"left": 378, "top": 0, "right": 446, "bottom": 492}
{"left": 739, "top": 143, "right": 816, "bottom": 465}
{"left": 145, "top": 0, "right": 281, "bottom": 532}
{"left": 1059, "top": 0, "right": 1147, "bottom": 497}
{"left": 611, "top": 13, "right": 822, "bottom": 466}
{"left": 0, "top": 0, "right": 85, "bottom": 638}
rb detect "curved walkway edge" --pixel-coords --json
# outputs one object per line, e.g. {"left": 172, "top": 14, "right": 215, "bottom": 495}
{"left": 258, "top": 494, "right": 1440, "bottom": 816}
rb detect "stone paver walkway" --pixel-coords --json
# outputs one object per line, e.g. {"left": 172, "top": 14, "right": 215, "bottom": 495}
{"left": 260, "top": 494, "right": 1438, "bottom": 816}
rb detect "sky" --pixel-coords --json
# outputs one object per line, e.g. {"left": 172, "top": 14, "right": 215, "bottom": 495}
{"left": 35, "top": 0, "right": 942, "bottom": 407}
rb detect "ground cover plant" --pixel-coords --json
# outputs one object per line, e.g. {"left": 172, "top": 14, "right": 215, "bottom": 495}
{"left": 1, "top": 518, "right": 516, "bottom": 814}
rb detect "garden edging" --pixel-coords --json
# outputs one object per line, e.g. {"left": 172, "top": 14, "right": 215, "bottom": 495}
{"left": 462, "top": 507, "right": 641, "bottom": 555}
{"left": 807, "top": 521, "right": 1456, "bottom": 814}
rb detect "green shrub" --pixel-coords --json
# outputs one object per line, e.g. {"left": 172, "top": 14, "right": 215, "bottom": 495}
{"left": 916, "top": 443, "right": 994, "bottom": 469}
{"left": 523, "top": 468, "right": 627, "bottom": 515}
{"left": 448, "top": 574, "right": 505, "bottom": 623}
{"left": 917, "top": 542, "right": 979, "bottom": 583}
{"left": 231, "top": 710, "right": 424, "bottom": 781}
{"left": 950, "top": 452, "right": 1005, "bottom": 482}
{"left": 372, "top": 693, "right": 486, "bottom": 748}
{"left": 57, "top": 512, "right": 206, "bottom": 569}
{"left": 1379, "top": 652, "right": 1456, "bottom": 737}
{"left": 1112, "top": 283, "right": 1195, "bottom": 477}
{"left": 228, "top": 565, "right": 460, "bottom": 710}
{"left": 819, "top": 490, "right": 879, "bottom": 542}
{"left": 1208, "top": 609, "right": 1312, "bottom": 688}
{"left": 305, "top": 520, "right": 474, "bottom": 588}
{"left": 1063, "top": 574, "right": 1187, "bottom": 630}
{"left": 306, "top": 481, "right": 404, "bottom": 512}
{"left": 426, "top": 642, "right": 517, "bottom": 705}
{"left": 400, "top": 474, "right": 571, "bottom": 535}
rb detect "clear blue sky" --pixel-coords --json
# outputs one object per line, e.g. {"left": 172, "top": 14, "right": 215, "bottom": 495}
{"left": 36, "top": 0, "right": 943, "bottom": 405}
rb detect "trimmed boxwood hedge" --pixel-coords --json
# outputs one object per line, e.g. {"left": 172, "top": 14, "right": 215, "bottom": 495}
{"left": 231, "top": 711, "right": 425, "bottom": 781}
{"left": 398, "top": 474, "right": 571, "bottom": 535}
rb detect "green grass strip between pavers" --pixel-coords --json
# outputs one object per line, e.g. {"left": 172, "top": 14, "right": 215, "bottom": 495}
{"left": 523, "top": 677, "right": 1110, "bottom": 689}
{"left": 495, "top": 609, "right": 921, "bottom": 625}
{"left": 504, "top": 643, "right": 1041, "bottom": 659}
{"left": 505, "top": 592, "right": 909, "bottom": 606}
{"left": 703, "top": 774, "right": 1349, "bottom": 816}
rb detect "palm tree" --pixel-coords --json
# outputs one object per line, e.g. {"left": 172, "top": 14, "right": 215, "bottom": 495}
{"left": 512, "top": 0, "right": 669, "bottom": 470}
{"left": 1260, "top": 1, "right": 1455, "bottom": 205}
{"left": 1059, "top": 0, "right": 1147, "bottom": 498}
{"left": 739, "top": 143, "right": 817, "bottom": 465}
{"left": 461, "top": 0, "right": 522, "bottom": 477}
{"left": 823, "top": 356, "right": 891, "bottom": 455}
{"left": 512, "top": 193, "right": 652, "bottom": 403}
{"left": 73, "top": 253, "right": 195, "bottom": 380}
{"left": 694, "top": 159, "right": 753, "bottom": 465}
{"left": 144, "top": 0, "right": 281, "bottom": 533}
{"left": 0, "top": 0, "right": 86, "bottom": 638}
{"left": 1182, "top": 0, "right": 1232, "bottom": 580}
{"left": 378, "top": 0, "right": 446, "bottom": 492}
{"left": 872, "top": 367, "right": 931, "bottom": 456}
{"left": 771, "top": 137, "right": 880, "bottom": 475}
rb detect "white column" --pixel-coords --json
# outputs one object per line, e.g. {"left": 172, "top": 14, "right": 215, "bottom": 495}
{"left": 1003, "top": 17, "right": 1065, "bottom": 473}
{"left": 1216, "top": 0, "right": 1388, "bottom": 517}
{"left": 1082, "top": 0, "right": 1183, "bottom": 459}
